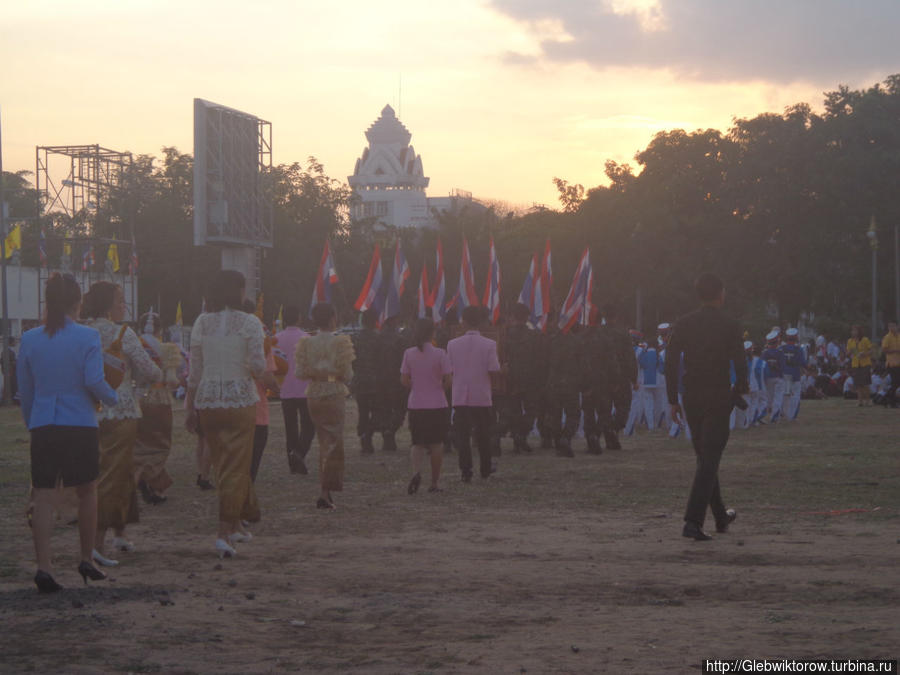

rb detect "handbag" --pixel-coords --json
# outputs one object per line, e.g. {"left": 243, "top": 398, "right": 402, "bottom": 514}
{"left": 103, "top": 325, "right": 130, "bottom": 389}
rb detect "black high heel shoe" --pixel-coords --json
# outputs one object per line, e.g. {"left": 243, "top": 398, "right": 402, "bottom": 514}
{"left": 78, "top": 560, "right": 107, "bottom": 585}
{"left": 34, "top": 570, "right": 62, "bottom": 593}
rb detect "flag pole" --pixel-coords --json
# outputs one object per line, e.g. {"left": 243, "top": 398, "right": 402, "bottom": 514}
{"left": 0, "top": 106, "right": 11, "bottom": 404}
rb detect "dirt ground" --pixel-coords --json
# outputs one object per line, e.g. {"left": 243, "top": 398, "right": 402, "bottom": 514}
{"left": 0, "top": 398, "right": 897, "bottom": 674}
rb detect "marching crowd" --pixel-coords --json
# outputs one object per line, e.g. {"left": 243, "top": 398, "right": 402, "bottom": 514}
{"left": 11, "top": 268, "right": 900, "bottom": 592}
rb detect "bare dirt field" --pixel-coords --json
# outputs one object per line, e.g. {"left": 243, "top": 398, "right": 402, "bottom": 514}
{"left": 0, "top": 399, "right": 897, "bottom": 674}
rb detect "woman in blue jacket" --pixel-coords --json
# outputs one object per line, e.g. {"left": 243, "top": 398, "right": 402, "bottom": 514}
{"left": 16, "top": 273, "right": 119, "bottom": 592}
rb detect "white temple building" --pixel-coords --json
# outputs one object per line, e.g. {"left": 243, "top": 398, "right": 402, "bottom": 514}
{"left": 348, "top": 105, "right": 480, "bottom": 228}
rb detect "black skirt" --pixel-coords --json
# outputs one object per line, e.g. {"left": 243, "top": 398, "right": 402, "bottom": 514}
{"left": 408, "top": 408, "right": 450, "bottom": 446}
{"left": 30, "top": 425, "right": 100, "bottom": 489}
{"left": 852, "top": 366, "right": 872, "bottom": 387}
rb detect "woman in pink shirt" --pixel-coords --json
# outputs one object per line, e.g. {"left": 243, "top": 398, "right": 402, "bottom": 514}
{"left": 401, "top": 318, "right": 453, "bottom": 494}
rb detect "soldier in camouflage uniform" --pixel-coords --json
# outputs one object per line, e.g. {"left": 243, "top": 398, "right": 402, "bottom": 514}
{"left": 351, "top": 309, "right": 380, "bottom": 454}
{"left": 597, "top": 303, "right": 637, "bottom": 449}
{"left": 581, "top": 323, "right": 617, "bottom": 454}
{"left": 544, "top": 317, "right": 582, "bottom": 457}
{"left": 376, "top": 315, "right": 408, "bottom": 452}
{"left": 503, "top": 303, "right": 541, "bottom": 453}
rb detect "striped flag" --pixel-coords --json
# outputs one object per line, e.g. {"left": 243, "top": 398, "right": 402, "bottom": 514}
{"left": 82, "top": 245, "right": 95, "bottom": 271}
{"left": 558, "top": 247, "right": 592, "bottom": 333}
{"left": 310, "top": 240, "right": 339, "bottom": 315}
{"left": 517, "top": 254, "right": 536, "bottom": 309}
{"left": 129, "top": 235, "right": 138, "bottom": 274}
{"left": 353, "top": 243, "right": 383, "bottom": 312}
{"left": 417, "top": 261, "right": 431, "bottom": 319}
{"left": 380, "top": 240, "right": 410, "bottom": 323}
{"left": 533, "top": 239, "right": 552, "bottom": 330}
{"left": 39, "top": 229, "right": 48, "bottom": 268}
{"left": 431, "top": 239, "right": 446, "bottom": 321}
{"left": 482, "top": 236, "right": 501, "bottom": 324}
{"left": 456, "top": 236, "right": 478, "bottom": 310}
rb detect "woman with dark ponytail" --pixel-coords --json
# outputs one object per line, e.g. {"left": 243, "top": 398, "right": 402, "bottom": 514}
{"left": 16, "top": 273, "right": 119, "bottom": 592}
{"left": 400, "top": 318, "right": 452, "bottom": 494}
{"left": 82, "top": 281, "right": 162, "bottom": 567}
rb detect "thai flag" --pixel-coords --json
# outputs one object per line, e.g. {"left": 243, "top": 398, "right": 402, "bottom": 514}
{"left": 417, "top": 262, "right": 431, "bottom": 318}
{"left": 380, "top": 240, "right": 410, "bottom": 323}
{"left": 456, "top": 236, "right": 478, "bottom": 309}
{"left": 517, "top": 254, "right": 536, "bottom": 310}
{"left": 482, "top": 237, "right": 501, "bottom": 324}
{"left": 39, "top": 229, "right": 48, "bottom": 268}
{"left": 431, "top": 239, "right": 446, "bottom": 321}
{"left": 558, "top": 247, "right": 592, "bottom": 333}
{"left": 353, "top": 244, "right": 383, "bottom": 312}
{"left": 82, "top": 245, "right": 94, "bottom": 271}
{"left": 580, "top": 262, "right": 597, "bottom": 326}
{"left": 310, "top": 240, "right": 339, "bottom": 314}
{"left": 533, "top": 239, "right": 552, "bottom": 330}
{"left": 130, "top": 235, "right": 139, "bottom": 274}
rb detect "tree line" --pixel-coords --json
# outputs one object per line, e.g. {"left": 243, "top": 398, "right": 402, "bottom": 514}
{"left": 3, "top": 74, "right": 898, "bottom": 337}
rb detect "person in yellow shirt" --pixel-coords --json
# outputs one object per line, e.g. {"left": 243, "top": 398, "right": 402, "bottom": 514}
{"left": 881, "top": 321, "right": 900, "bottom": 408}
{"left": 846, "top": 325, "right": 873, "bottom": 406}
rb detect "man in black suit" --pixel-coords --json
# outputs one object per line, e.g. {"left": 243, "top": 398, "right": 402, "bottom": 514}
{"left": 665, "top": 274, "right": 747, "bottom": 540}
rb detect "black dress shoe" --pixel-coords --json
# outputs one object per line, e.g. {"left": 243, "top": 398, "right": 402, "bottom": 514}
{"left": 603, "top": 431, "right": 622, "bottom": 450}
{"left": 138, "top": 479, "right": 154, "bottom": 504}
{"left": 316, "top": 498, "right": 335, "bottom": 510}
{"left": 407, "top": 473, "right": 421, "bottom": 495}
{"left": 34, "top": 570, "right": 63, "bottom": 593}
{"left": 682, "top": 521, "right": 713, "bottom": 541}
{"left": 77, "top": 561, "right": 107, "bottom": 585}
{"left": 716, "top": 509, "right": 737, "bottom": 533}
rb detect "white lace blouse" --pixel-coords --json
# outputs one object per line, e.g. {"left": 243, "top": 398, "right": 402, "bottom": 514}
{"left": 86, "top": 318, "right": 163, "bottom": 421}
{"left": 188, "top": 309, "right": 267, "bottom": 409}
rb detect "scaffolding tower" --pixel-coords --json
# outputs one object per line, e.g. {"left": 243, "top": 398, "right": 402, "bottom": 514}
{"left": 36, "top": 144, "right": 133, "bottom": 223}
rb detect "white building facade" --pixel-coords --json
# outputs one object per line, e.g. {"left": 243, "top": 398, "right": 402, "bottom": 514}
{"left": 349, "top": 105, "right": 484, "bottom": 229}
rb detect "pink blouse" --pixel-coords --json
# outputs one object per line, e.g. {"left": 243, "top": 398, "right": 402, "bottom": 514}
{"left": 400, "top": 343, "right": 451, "bottom": 410}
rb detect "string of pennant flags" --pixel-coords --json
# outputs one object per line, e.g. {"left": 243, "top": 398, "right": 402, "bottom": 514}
{"left": 4, "top": 224, "right": 139, "bottom": 275}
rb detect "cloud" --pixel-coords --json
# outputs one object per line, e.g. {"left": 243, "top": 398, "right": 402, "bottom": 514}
{"left": 489, "top": 0, "right": 900, "bottom": 84}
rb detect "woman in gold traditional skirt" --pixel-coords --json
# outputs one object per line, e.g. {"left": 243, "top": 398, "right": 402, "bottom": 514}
{"left": 82, "top": 282, "right": 162, "bottom": 567}
{"left": 185, "top": 270, "right": 267, "bottom": 558}
{"left": 134, "top": 312, "right": 183, "bottom": 504}
{"left": 295, "top": 303, "right": 354, "bottom": 510}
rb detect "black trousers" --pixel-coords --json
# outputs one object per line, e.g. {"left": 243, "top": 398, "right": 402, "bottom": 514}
{"left": 250, "top": 424, "right": 268, "bottom": 482}
{"left": 886, "top": 366, "right": 900, "bottom": 406}
{"left": 355, "top": 393, "right": 378, "bottom": 437}
{"left": 281, "top": 398, "right": 315, "bottom": 464}
{"left": 683, "top": 394, "right": 732, "bottom": 527}
{"left": 454, "top": 406, "right": 493, "bottom": 478}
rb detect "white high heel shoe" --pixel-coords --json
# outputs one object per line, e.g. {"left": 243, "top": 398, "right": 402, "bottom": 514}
{"left": 215, "top": 538, "right": 237, "bottom": 559}
{"left": 112, "top": 537, "right": 135, "bottom": 552}
{"left": 92, "top": 549, "right": 120, "bottom": 567}
{"left": 229, "top": 531, "right": 253, "bottom": 544}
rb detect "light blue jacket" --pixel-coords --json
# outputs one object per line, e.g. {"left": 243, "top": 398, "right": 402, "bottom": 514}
{"left": 16, "top": 318, "right": 118, "bottom": 429}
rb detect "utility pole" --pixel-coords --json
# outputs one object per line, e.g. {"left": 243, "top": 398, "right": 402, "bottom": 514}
{"left": 867, "top": 216, "right": 878, "bottom": 341}
{"left": 894, "top": 223, "right": 899, "bottom": 323}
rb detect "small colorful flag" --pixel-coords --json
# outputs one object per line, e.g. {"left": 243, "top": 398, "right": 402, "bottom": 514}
{"left": 456, "top": 236, "right": 478, "bottom": 310}
{"left": 354, "top": 244, "right": 383, "bottom": 312}
{"left": 39, "top": 229, "right": 48, "bottom": 267}
{"left": 106, "top": 243, "right": 120, "bottom": 272}
{"left": 310, "top": 241, "right": 339, "bottom": 315}
{"left": 431, "top": 239, "right": 446, "bottom": 321}
{"left": 482, "top": 236, "right": 501, "bottom": 325}
{"left": 82, "top": 245, "right": 95, "bottom": 271}
{"left": 4, "top": 224, "right": 21, "bottom": 258}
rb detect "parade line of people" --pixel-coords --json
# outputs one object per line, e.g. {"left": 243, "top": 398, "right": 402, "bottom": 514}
{"left": 14, "top": 270, "right": 899, "bottom": 591}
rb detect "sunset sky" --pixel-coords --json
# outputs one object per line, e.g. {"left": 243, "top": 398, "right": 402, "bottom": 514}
{"left": 3, "top": 0, "right": 899, "bottom": 208}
